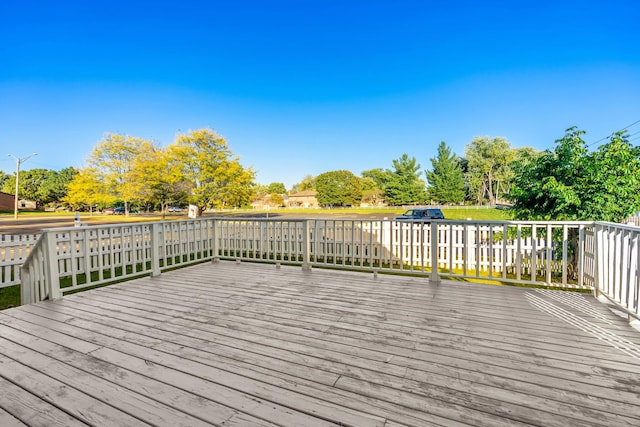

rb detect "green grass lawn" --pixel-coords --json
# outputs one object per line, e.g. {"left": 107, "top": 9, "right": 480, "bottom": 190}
{"left": 0, "top": 285, "right": 20, "bottom": 310}
{"left": 1, "top": 206, "right": 513, "bottom": 221}
{"left": 440, "top": 207, "right": 512, "bottom": 220}
{"left": 227, "top": 206, "right": 512, "bottom": 221}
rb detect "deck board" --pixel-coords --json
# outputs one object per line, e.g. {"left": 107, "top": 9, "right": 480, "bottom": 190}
{"left": 1, "top": 260, "right": 640, "bottom": 426}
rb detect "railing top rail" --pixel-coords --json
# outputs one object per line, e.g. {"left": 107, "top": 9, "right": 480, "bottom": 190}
{"left": 421, "top": 220, "right": 594, "bottom": 226}
{"left": 30, "top": 217, "right": 600, "bottom": 235}
{"left": 18, "top": 233, "right": 45, "bottom": 268}
{"left": 211, "top": 217, "right": 308, "bottom": 222}
{"left": 594, "top": 221, "right": 640, "bottom": 232}
{"left": 36, "top": 218, "right": 218, "bottom": 234}
{"left": 210, "top": 217, "right": 596, "bottom": 226}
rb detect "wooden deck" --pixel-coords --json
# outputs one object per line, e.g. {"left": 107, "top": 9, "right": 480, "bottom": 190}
{"left": 1, "top": 261, "right": 640, "bottom": 426}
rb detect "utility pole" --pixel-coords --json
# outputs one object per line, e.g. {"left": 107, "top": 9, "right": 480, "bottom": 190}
{"left": 7, "top": 153, "right": 37, "bottom": 220}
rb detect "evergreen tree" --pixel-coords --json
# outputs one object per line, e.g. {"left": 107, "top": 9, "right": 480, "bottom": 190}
{"left": 426, "top": 141, "right": 465, "bottom": 204}
{"left": 385, "top": 154, "right": 427, "bottom": 205}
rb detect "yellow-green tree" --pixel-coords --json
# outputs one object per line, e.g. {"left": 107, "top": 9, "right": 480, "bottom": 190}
{"left": 64, "top": 167, "right": 115, "bottom": 213}
{"left": 131, "top": 145, "right": 190, "bottom": 216}
{"left": 168, "top": 128, "right": 255, "bottom": 215}
{"left": 87, "top": 133, "right": 155, "bottom": 215}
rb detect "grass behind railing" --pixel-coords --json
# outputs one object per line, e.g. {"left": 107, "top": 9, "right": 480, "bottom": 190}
{"left": 0, "top": 285, "right": 20, "bottom": 309}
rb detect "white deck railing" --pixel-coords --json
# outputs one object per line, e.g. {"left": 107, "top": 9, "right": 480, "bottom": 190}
{"left": 0, "top": 233, "right": 40, "bottom": 289}
{"left": 15, "top": 218, "right": 639, "bottom": 320}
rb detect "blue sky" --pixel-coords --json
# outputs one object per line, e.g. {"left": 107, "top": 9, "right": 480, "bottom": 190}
{"left": 1, "top": 0, "right": 639, "bottom": 189}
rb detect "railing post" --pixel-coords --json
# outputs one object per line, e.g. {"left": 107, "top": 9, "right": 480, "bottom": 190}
{"left": 302, "top": 219, "right": 311, "bottom": 270}
{"left": 20, "top": 265, "right": 32, "bottom": 305}
{"left": 594, "top": 223, "right": 604, "bottom": 297}
{"left": 430, "top": 221, "right": 440, "bottom": 283}
{"left": 212, "top": 219, "right": 220, "bottom": 262}
{"left": 577, "top": 225, "right": 585, "bottom": 288}
{"left": 43, "top": 232, "right": 61, "bottom": 300}
{"left": 150, "top": 222, "right": 161, "bottom": 277}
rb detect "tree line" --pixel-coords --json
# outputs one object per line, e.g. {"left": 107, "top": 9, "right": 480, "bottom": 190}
{"left": 285, "top": 136, "right": 533, "bottom": 208}
{"left": 2, "top": 126, "right": 639, "bottom": 222}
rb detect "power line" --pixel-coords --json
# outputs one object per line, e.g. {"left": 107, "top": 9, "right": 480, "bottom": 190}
{"left": 621, "top": 119, "right": 640, "bottom": 131}
{"left": 587, "top": 118, "right": 640, "bottom": 148}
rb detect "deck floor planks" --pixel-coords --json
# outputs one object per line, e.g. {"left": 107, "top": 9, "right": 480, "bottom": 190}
{"left": 1, "top": 260, "right": 639, "bottom": 426}
{"left": 0, "top": 319, "right": 280, "bottom": 427}
{"left": 43, "top": 266, "right": 640, "bottom": 420}
{"left": 106, "top": 268, "right": 640, "bottom": 377}
{"left": 6, "top": 290, "right": 470, "bottom": 425}
{"left": 56, "top": 290, "right": 640, "bottom": 416}
{"left": 74, "top": 280, "right": 636, "bottom": 386}
{"left": 131, "top": 270, "right": 633, "bottom": 356}
{"left": 62, "top": 270, "right": 640, "bottom": 378}
{"left": 0, "top": 308, "right": 380, "bottom": 427}
{"left": 65, "top": 270, "right": 640, "bottom": 422}
{"left": 152, "top": 266, "right": 636, "bottom": 342}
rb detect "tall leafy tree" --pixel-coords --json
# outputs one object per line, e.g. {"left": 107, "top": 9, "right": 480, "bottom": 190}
{"left": 510, "top": 127, "right": 640, "bottom": 278}
{"left": 267, "top": 182, "right": 287, "bottom": 194}
{"left": 132, "top": 145, "right": 190, "bottom": 215}
{"left": 169, "top": 128, "right": 255, "bottom": 214}
{"left": 2, "top": 168, "right": 77, "bottom": 208}
{"left": 64, "top": 167, "right": 115, "bottom": 212}
{"left": 465, "top": 136, "right": 514, "bottom": 205}
{"left": 359, "top": 176, "right": 384, "bottom": 205}
{"left": 426, "top": 141, "right": 465, "bottom": 204}
{"left": 86, "top": 133, "right": 154, "bottom": 215}
{"left": 361, "top": 168, "right": 392, "bottom": 191}
{"left": 290, "top": 175, "right": 315, "bottom": 193}
{"left": 384, "top": 154, "right": 427, "bottom": 205}
{"left": 2, "top": 169, "right": 47, "bottom": 208}
{"left": 582, "top": 131, "right": 640, "bottom": 221}
{"left": 40, "top": 167, "right": 78, "bottom": 206}
{"left": 315, "top": 170, "right": 362, "bottom": 207}
{"left": 0, "top": 171, "right": 9, "bottom": 191}
{"left": 511, "top": 127, "right": 640, "bottom": 222}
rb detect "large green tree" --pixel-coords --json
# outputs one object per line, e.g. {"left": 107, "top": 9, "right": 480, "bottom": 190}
{"left": 41, "top": 167, "right": 78, "bottom": 206}
{"left": 267, "top": 182, "right": 286, "bottom": 194}
{"left": 0, "top": 171, "right": 9, "bottom": 190}
{"left": 465, "top": 136, "right": 515, "bottom": 205}
{"left": 315, "top": 170, "right": 362, "bottom": 207}
{"left": 426, "top": 141, "right": 465, "bottom": 204}
{"left": 2, "top": 167, "right": 77, "bottom": 208}
{"left": 361, "top": 168, "right": 392, "bottom": 191}
{"left": 510, "top": 127, "right": 640, "bottom": 222}
{"left": 384, "top": 154, "right": 427, "bottom": 205}
{"left": 359, "top": 176, "right": 384, "bottom": 205}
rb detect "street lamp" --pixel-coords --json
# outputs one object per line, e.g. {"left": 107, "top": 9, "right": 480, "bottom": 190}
{"left": 7, "top": 153, "right": 37, "bottom": 220}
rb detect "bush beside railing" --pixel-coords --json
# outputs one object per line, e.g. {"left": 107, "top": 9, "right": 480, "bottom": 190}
{"left": 15, "top": 218, "right": 639, "bottom": 320}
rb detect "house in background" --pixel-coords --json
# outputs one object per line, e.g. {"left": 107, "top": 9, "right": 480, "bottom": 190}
{"left": 0, "top": 192, "right": 37, "bottom": 211}
{"left": 0, "top": 192, "right": 14, "bottom": 211}
{"left": 286, "top": 190, "right": 318, "bottom": 208}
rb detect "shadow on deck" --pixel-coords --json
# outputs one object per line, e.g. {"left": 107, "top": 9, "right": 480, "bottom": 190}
{"left": 1, "top": 261, "right": 640, "bottom": 426}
